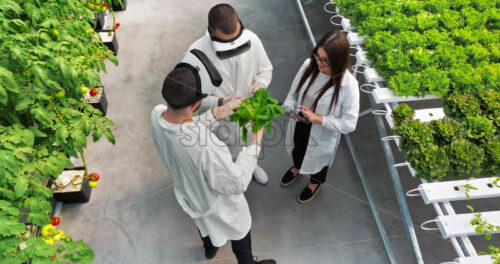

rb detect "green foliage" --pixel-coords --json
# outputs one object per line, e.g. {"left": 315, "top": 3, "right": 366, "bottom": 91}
{"left": 229, "top": 89, "right": 284, "bottom": 141}
{"left": 406, "top": 143, "right": 450, "bottom": 180}
{"left": 336, "top": 0, "right": 497, "bottom": 97}
{"left": 394, "top": 119, "right": 434, "bottom": 151}
{"left": 471, "top": 212, "right": 500, "bottom": 241}
{"left": 458, "top": 177, "right": 478, "bottom": 200}
{"left": 479, "top": 245, "right": 500, "bottom": 264}
{"left": 478, "top": 89, "right": 500, "bottom": 128}
{"left": 465, "top": 116, "right": 496, "bottom": 143}
{"left": 388, "top": 72, "right": 423, "bottom": 97}
{"left": 431, "top": 118, "right": 464, "bottom": 145}
{"left": 444, "top": 92, "right": 482, "bottom": 120}
{"left": 482, "top": 138, "right": 500, "bottom": 177}
{"left": 447, "top": 139, "right": 484, "bottom": 176}
{"left": 0, "top": 0, "right": 119, "bottom": 262}
{"left": 392, "top": 103, "right": 414, "bottom": 126}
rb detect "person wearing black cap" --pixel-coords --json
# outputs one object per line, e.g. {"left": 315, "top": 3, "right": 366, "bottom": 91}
{"left": 150, "top": 67, "right": 276, "bottom": 264}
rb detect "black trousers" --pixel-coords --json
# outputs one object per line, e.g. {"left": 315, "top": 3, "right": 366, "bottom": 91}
{"left": 292, "top": 121, "right": 328, "bottom": 184}
{"left": 200, "top": 231, "right": 253, "bottom": 264}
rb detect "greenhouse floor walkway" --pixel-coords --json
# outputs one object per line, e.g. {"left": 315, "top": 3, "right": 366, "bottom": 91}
{"left": 58, "top": 0, "right": 499, "bottom": 263}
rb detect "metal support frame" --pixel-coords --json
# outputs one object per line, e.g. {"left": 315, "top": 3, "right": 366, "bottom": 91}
{"left": 295, "top": 1, "right": 396, "bottom": 263}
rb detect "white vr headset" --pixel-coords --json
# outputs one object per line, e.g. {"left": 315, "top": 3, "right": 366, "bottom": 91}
{"left": 208, "top": 22, "right": 252, "bottom": 60}
{"left": 176, "top": 49, "right": 223, "bottom": 95}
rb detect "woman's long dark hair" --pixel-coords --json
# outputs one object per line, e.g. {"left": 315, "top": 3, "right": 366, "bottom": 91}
{"left": 294, "top": 31, "right": 350, "bottom": 113}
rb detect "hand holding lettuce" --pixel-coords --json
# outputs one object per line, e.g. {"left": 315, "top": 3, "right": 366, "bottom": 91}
{"left": 230, "top": 89, "right": 285, "bottom": 141}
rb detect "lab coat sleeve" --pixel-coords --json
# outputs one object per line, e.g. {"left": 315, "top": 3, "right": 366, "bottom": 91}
{"left": 198, "top": 95, "right": 219, "bottom": 114}
{"left": 203, "top": 143, "right": 261, "bottom": 195}
{"left": 320, "top": 81, "right": 360, "bottom": 134}
{"left": 252, "top": 36, "right": 273, "bottom": 88}
{"left": 282, "top": 59, "right": 310, "bottom": 113}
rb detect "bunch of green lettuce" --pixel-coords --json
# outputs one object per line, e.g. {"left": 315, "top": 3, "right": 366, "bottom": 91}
{"left": 229, "top": 89, "right": 285, "bottom": 141}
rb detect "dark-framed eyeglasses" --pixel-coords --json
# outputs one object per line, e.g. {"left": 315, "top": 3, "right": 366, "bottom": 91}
{"left": 313, "top": 53, "right": 330, "bottom": 67}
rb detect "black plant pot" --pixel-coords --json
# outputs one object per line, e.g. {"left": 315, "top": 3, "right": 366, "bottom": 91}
{"left": 90, "top": 11, "right": 107, "bottom": 31}
{"left": 51, "top": 167, "right": 92, "bottom": 204}
{"left": 112, "top": 0, "right": 127, "bottom": 11}
{"left": 99, "top": 31, "right": 119, "bottom": 55}
{"left": 85, "top": 87, "right": 108, "bottom": 116}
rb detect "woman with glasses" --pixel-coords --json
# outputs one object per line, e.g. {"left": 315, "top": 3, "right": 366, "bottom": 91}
{"left": 281, "top": 31, "right": 360, "bottom": 203}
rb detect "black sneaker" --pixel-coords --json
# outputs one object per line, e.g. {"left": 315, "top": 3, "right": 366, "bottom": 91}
{"left": 280, "top": 167, "right": 299, "bottom": 187}
{"left": 255, "top": 259, "right": 277, "bottom": 264}
{"left": 297, "top": 184, "right": 321, "bottom": 204}
{"left": 205, "top": 247, "right": 218, "bottom": 259}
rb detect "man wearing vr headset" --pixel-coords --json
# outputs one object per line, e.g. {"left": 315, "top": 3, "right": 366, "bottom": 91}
{"left": 188, "top": 3, "right": 273, "bottom": 185}
{"left": 150, "top": 59, "right": 276, "bottom": 263}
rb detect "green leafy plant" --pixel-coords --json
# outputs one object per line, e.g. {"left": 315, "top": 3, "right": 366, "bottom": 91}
{"left": 479, "top": 245, "right": 500, "bottom": 264}
{"left": 0, "top": 0, "right": 118, "bottom": 262}
{"left": 465, "top": 116, "right": 496, "bottom": 143}
{"left": 229, "top": 89, "right": 284, "bottom": 141}
{"left": 458, "top": 177, "right": 478, "bottom": 200}
{"left": 443, "top": 92, "right": 482, "bottom": 120}
{"left": 447, "top": 139, "right": 484, "bottom": 177}
{"left": 388, "top": 71, "right": 423, "bottom": 96}
{"left": 337, "top": 0, "right": 500, "bottom": 180}
{"left": 481, "top": 138, "right": 500, "bottom": 177}
{"left": 431, "top": 118, "right": 464, "bottom": 145}
{"left": 470, "top": 212, "right": 500, "bottom": 241}
{"left": 406, "top": 143, "right": 450, "bottom": 180}
{"left": 392, "top": 103, "right": 414, "bottom": 126}
{"left": 478, "top": 89, "right": 500, "bottom": 128}
{"left": 419, "top": 67, "right": 450, "bottom": 97}
{"left": 393, "top": 119, "right": 434, "bottom": 150}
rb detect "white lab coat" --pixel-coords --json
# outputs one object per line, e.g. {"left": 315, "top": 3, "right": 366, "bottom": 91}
{"left": 282, "top": 59, "right": 360, "bottom": 174}
{"left": 150, "top": 105, "right": 261, "bottom": 247}
{"left": 188, "top": 30, "right": 273, "bottom": 111}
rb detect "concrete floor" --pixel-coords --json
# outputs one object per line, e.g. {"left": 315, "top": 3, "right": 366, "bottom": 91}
{"left": 59, "top": 0, "right": 499, "bottom": 263}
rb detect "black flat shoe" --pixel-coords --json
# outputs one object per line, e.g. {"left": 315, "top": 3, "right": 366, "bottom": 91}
{"left": 298, "top": 184, "right": 321, "bottom": 204}
{"left": 205, "top": 247, "right": 218, "bottom": 259}
{"left": 254, "top": 257, "right": 277, "bottom": 264}
{"left": 280, "top": 167, "right": 300, "bottom": 187}
{"left": 255, "top": 260, "right": 277, "bottom": 264}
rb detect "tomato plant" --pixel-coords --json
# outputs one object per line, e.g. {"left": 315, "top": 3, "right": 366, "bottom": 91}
{"left": 0, "top": 0, "right": 120, "bottom": 263}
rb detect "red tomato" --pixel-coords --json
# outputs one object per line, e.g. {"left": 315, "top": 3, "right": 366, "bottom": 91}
{"left": 50, "top": 217, "right": 60, "bottom": 226}
{"left": 90, "top": 88, "right": 98, "bottom": 96}
{"left": 88, "top": 173, "right": 100, "bottom": 182}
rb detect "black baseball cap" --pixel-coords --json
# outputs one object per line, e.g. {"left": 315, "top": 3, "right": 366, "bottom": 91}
{"left": 162, "top": 65, "right": 208, "bottom": 109}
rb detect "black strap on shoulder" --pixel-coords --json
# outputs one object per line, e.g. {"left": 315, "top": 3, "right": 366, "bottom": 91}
{"left": 190, "top": 49, "right": 223, "bottom": 86}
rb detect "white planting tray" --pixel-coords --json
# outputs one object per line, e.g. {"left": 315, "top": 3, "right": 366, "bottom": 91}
{"left": 341, "top": 17, "right": 355, "bottom": 31}
{"left": 372, "top": 88, "right": 440, "bottom": 104}
{"left": 419, "top": 178, "right": 500, "bottom": 204}
{"left": 451, "top": 255, "right": 496, "bottom": 264}
{"left": 347, "top": 32, "right": 366, "bottom": 45}
{"left": 364, "top": 68, "right": 385, "bottom": 83}
{"left": 414, "top": 108, "right": 445, "bottom": 122}
{"left": 355, "top": 50, "right": 371, "bottom": 66}
{"left": 435, "top": 211, "right": 500, "bottom": 239}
